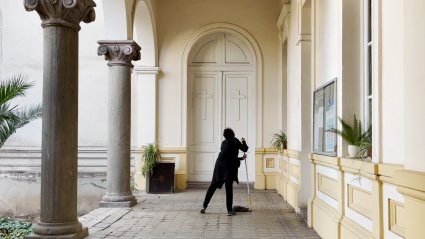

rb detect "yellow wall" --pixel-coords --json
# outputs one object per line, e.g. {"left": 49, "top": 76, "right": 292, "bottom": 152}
{"left": 309, "top": 155, "right": 412, "bottom": 239}
{"left": 135, "top": 148, "right": 188, "bottom": 190}
{"left": 156, "top": 0, "right": 282, "bottom": 147}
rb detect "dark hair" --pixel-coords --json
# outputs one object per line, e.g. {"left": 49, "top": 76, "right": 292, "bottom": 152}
{"left": 223, "top": 128, "right": 235, "bottom": 139}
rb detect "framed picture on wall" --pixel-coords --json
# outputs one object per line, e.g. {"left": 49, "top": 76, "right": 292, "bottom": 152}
{"left": 313, "top": 79, "right": 337, "bottom": 156}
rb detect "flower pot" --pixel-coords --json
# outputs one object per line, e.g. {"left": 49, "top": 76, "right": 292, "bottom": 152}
{"left": 348, "top": 145, "right": 359, "bottom": 158}
{"left": 146, "top": 161, "right": 175, "bottom": 194}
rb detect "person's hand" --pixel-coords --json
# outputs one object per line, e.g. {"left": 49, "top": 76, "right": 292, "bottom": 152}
{"left": 241, "top": 137, "right": 246, "bottom": 142}
{"left": 242, "top": 153, "right": 247, "bottom": 160}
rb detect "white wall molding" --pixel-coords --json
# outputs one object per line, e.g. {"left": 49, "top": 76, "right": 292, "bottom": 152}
{"left": 133, "top": 66, "right": 160, "bottom": 75}
{"left": 0, "top": 146, "right": 138, "bottom": 173}
{"left": 181, "top": 23, "right": 263, "bottom": 148}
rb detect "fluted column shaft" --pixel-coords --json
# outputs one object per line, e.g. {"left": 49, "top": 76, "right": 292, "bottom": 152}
{"left": 98, "top": 41, "right": 141, "bottom": 207}
{"left": 24, "top": 0, "right": 96, "bottom": 238}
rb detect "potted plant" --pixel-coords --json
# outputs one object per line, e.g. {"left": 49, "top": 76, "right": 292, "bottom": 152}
{"left": 327, "top": 114, "right": 370, "bottom": 158}
{"left": 141, "top": 143, "right": 175, "bottom": 193}
{"left": 141, "top": 143, "right": 160, "bottom": 177}
{"left": 356, "top": 129, "right": 372, "bottom": 159}
{"left": 270, "top": 130, "right": 287, "bottom": 151}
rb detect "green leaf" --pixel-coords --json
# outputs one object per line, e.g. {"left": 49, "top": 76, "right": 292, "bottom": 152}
{"left": 141, "top": 143, "right": 160, "bottom": 177}
{"left": 270, "top": 130, "right": 287, "bottom": 151}
{"left": 327, "top": 114, "right": 369, "bottom": 147}
{"left": 0, "top": 75, "right": 42, "bottom": 148}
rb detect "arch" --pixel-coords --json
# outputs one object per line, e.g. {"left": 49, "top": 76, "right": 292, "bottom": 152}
{"left": 102, "top": 0, "right": 134, "bottom": 40}
{"left": 181, "top": 22, "right": 263, "bottom": 155}
{"left": 181, "top": 23, "right": 263, "bottom": 147}
{"left": 133, "top": 0, "right": 158, "bottom": 66}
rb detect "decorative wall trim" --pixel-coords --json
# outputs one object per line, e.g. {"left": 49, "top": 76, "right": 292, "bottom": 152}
{"left": 316, "top": 164, "right": 339, "bottom": 209}
{"left": 394, "top": 169, "right": 425, "bottom": 238}
{"left": 0, "top": 146, "right": 137, "bottom": 174}
{"left": 383, "top": 183, "right": 405, "bottom": 239}
{"left": 285, "top": 149, "right": 300, "bottom": 159}
{"left": 379, "top": 163, "right": 403, "bottom": 184}
{"left": 317, "top": 173, "right": 338, "bottom": 200}
{"left": 347, "top": 184, "right": 372, "bottom": 219}
{"left": 256, "top": 148, "right": 279, "bottom": 154}
{"left": 395, "top": 169, "right": 425, "bottom": 197}
{"left": 159, "top": 147, "right": 187, "bottom": 154}
{"left": 389, "top": 199, "right": 406, "bottom": 237}
{"left": 311, "top": 154, "right": 340, "bottom": 168}
{"left": 341, "top": 217, "right": 374, "bottom": 239}
{"left": 344, "top": 172, "right": 373, "bottom": 232}
{"left": 133, "top": 66, "right": 160, "bottom": 75}
{"left": 263, "top": 154, "right": 280, "bottom": 173}
{"left": 340, "top": 157, "right": 378, "bottom": 179}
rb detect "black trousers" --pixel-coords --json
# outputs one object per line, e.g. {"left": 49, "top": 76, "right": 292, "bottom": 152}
{"left": 202, "top": 180, "right": 233, "bottom": 212}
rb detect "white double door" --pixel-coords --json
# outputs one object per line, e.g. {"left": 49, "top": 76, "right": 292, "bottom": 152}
{"left": 188, "top": 71, "right": 251, "bottom": 182}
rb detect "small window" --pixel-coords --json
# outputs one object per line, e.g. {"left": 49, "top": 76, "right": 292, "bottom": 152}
{"left": 313, "top": 80, "right": 337, "bottom": 155}
{"left": 363, "top": 0, "right": 373, "bottom": 128}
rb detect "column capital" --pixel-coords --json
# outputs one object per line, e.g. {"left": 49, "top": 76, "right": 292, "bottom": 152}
{"left": 98, "top": 40, "right": 141, "bottom": 67}
{"left": 24, "top": 0, "right": 96, "bottom": 30}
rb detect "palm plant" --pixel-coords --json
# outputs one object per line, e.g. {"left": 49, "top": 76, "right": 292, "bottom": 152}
{"left": 270, "top": 130, "right": 287, "bottom": 151}
{"left": 327, "top": 114, "right": 368, "bottom": 146}
{"left": 356, "top": 128, "right": 372, "bottom": 159}
{"left": 0, "top": 75, "right": 42, "bottom": 148}
{"left": 141, "top": 143, "right": 160, "bottom": 177}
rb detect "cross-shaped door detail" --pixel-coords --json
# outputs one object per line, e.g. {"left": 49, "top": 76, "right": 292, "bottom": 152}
{"left": 196, "top": 89, "right": 213, "bottom": 120}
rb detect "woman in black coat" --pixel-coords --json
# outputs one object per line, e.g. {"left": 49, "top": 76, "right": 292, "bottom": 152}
{"left": 200, "top": 128, "right": 249, "bottom": 216}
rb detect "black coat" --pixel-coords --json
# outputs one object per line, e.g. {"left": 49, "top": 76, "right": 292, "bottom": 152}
{"left": 211, "top": 137, "right": 249, "bottom": 188}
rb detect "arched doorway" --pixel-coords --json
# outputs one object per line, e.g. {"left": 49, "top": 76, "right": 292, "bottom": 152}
{"left": 187, "top": 31, "right": 255, "bottom": 182}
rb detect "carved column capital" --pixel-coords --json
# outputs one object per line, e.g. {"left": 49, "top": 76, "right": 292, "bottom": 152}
{"left": 98, "top": 40, "right": 141, "bottom": 67}
{"left": 24, "top": 0, "right": 96, "bottom": 30}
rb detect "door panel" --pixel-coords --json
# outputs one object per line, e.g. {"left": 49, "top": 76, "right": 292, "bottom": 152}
{"left": 187, "top": 32, "right": 253, "bottom": 183}
{"left": 189, "top": 72, "right": 250, "bottom": 182}
{"left": 224, "top": 72, "right": 249, "bottom": 142}
{"left": 189, "top": 72, "right": 220, "bottom": 181}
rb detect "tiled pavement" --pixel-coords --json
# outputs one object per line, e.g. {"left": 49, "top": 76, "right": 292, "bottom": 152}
{"left": 81, "top": 189, "right": 320, "bottom": 239}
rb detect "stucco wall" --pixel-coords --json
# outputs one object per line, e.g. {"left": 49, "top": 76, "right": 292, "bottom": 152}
{"left": 0, "top": 0, "right": 108, "bottom": 147}
{"left": 0, "top": 174, "right": 106, "bottom": 217}
{"left": 381, "top": 0, "right": 404, "bottom": 165}
{"left": 315, "top": 0, "right": 339, "bottom": 89}
{"left": 156, "top": 0, "right": 281, "bottom": 148}
{"left": 286, "top": 1, "right": 302, "bottom": 151}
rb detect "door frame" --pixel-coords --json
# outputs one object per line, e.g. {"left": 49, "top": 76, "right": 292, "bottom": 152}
{"left": 182, "top": 24, "right": 262, "bottom": 182}
{"left": 187, "top": 70, "right": 253, "bottom": 182}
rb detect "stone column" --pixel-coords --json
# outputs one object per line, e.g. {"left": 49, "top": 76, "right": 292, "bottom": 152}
{"left": 98, "top": 41, "right": 140, "bottom": 207}
{"left": 24, "top": 0, "right": 95, "bottom": 238}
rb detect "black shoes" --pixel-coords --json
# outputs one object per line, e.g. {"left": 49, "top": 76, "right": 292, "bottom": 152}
{"left": 200, "top": 207, "right": 236, "bottom": 216}
{"left": 227, "top": 211, "right": 236, "bottom": 216}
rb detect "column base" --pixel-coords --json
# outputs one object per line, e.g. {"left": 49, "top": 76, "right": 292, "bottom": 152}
{"left": 99, "top": 198, "right": 137, "bottom": 208}
{"left": 26, "top": 222, "right": 88, "bottom": 239}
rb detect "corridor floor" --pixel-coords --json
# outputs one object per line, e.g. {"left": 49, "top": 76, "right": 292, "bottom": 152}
{"left": 81, "top": 189, "right": 320, "bottom": 239}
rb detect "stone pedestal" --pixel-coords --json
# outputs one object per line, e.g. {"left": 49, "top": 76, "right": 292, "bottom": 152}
{"left": 98, "top": 41, "right": 141, "bottom": 207}
{"left": 24, "top": 0, "right": 96, "bottom": 238}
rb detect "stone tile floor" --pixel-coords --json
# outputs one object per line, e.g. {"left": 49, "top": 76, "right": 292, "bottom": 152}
{"left": 81, "top": 189, "right": 320, "bottom": 239}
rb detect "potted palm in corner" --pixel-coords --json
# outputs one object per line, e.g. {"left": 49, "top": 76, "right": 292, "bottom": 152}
{"left": 141, "top": 143, "right": 175, "bottom": 193}
{"left": 141, "top": 143, "right": 160, "bottom": 178}
{"left": 327, "top": 114, "right": 370, "bottom": 158}
{"left": 270, "top": 130, "right": 287, "bottom": 152}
